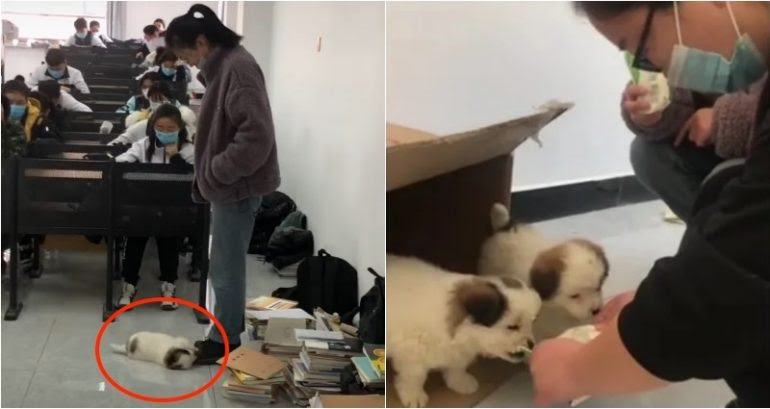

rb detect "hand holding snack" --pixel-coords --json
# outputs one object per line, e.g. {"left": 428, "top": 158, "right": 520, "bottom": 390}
{"left": 623, "top": 84, "right": 664, "bottom": 127}
{"left": 165, "top": 144, "right": 179, "bottom": 157}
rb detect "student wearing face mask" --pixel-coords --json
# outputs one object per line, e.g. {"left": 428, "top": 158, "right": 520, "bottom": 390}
{"left": 65, "top": 17, "right": 107, "bottom": 48}
{"left": 137, "top": 25, "right": 166, "bottom": 60}
{"left": 166, "top": 3, "right": 280, "bottom": 364}
{"left": 29, "top": 49, "right": 90, "bottom": 95}
{"left": 3, "top": 78, "right": 43, "bottom": 141}
{"left": 579, "top": 2, "right": 769, "bottom": 224}
{"left": 110, "top": 82, "right": 197, "bottom": 145}
{"left": 114, "top": 104, "right": 194, "bottom": 310}
{"left": 89, "top": 20, "right": 113, "bottom": 45}
{"left": 135, "top": 50, "right": 192, "bottom": 104}
{"left": 117, "top": 72, "right": 161, "bottom": 114}
{"left": 37, "top": 80, "right": 92, "bottom": 113}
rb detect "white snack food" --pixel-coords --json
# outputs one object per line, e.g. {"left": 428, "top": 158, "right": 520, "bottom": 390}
{"left": 637, "top": 71, "right": 671, "bottom": 114}
{"left": 557, "top": 324, "right": 600, "bottom": 407}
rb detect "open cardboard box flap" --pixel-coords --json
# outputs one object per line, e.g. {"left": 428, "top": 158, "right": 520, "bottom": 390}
{"left": 387, "top": 101, "right": 573, "bottom": 191}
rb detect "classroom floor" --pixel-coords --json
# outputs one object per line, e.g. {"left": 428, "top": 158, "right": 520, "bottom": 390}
{"left": 478, "top": 200, "right": 735, "bottom": 408}
{"left": 2, "top": 201, "right": 737, "bottom": 408}
{"left": 1, "top": 239, "right": 294, "bottom": 408}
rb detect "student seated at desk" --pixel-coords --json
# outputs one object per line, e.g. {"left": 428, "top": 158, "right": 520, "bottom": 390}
{"left": 30, "top": 48, "right": 90, "bottom": 95}
{"left": 65, "top": 17, "right": 107, "bottom": 48}
{"left": 3, "top": 78, "right": 43, "bottom": 141}
{"left": 89, "top": 20, "right": 113, "bottom": 45}
{"left": 26, "top": 91, "right": 62, "bottom": 143}
{"left": 117, "top": 72, "right": 161, "bottom": 114}
{"left": 137, "top": 25, "right": 165, "bottom": 60}
{"left": 114, "top": 104, "right": 194, "bottom": 310}
{"left": 37, "top": 80, "right": 92, "bottom": 113}
{"left": 137, "top": 50, "right": 192, "bottom": 103}
{"left": 113, "top": 82, "right": 197, "bottom": 136}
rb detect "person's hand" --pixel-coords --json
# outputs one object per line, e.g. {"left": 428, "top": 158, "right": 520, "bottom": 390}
{"left": 675, "top": 108, "right": 714, "bottom": 147}
{"left": 622, "top": 84, "right": 663, "bottom": 127}
{"left": 164, "top": 144, "right": 179, "bottom": 157}
{"left": 593, "top": 290, "right": 635, "bottom": 324}
{"left": 530, "top": 338, "right": 584, "bottom": 407}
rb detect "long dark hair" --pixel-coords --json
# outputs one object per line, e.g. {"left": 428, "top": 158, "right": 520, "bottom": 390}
{"left": 145, "top": 103, "right": 190, "bottom": 162}
{"left": 165, "top": 4, "right": 241, "bottom": 50}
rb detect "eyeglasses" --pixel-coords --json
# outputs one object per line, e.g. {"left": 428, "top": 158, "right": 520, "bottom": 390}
{"left": 632, "top": 7, "right": 662, "bottom": 72}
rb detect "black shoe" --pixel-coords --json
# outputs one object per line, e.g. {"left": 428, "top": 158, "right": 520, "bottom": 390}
{"left": 193, "top": 339, "right": 241, "bottom": 365}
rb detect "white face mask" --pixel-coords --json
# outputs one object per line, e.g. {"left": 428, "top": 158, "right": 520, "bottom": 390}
{"left": 141, "top": 88, "right": 149, "bottom": 98}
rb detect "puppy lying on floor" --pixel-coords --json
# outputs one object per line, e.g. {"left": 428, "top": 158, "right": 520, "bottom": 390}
{"left": 111, "top": 331, "right": 198, "bottom": 370}
{"left": 478, "top": 203, "right": 608, "bottom": 335}
{"left": 387, "top": 255, "right": 541, "bottom": 408}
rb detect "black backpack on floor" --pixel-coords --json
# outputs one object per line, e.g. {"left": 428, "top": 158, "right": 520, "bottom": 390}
{"left": 274, "top": 249, "right": 358, "bottom": 321}
{"left": 248, "top": 191, "right": 296, "bottom": 255}
{"left": 355, "top": 268, "right": 385, "bottom": 344}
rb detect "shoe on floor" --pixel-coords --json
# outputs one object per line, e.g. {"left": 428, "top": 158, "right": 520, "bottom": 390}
{"left": 118, "top": 281, "right": 137, "bottom": 308}
{"left": 160, "top": 281, "right": 178, "bottom": 310}
{"left": 193, "top": 339, "right": 241, "bottom": 365}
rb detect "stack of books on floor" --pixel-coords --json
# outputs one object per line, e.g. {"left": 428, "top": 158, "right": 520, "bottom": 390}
{"left": 351, "top": 343, "right": 385, "bottom": 391}
{"left": 218, "top": 346, "right": 287, "bottom": 404}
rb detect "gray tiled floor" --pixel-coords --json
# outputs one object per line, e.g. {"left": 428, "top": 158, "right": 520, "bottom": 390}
{"left": 2, "top": 240, "right": 294, "bottom": 408}
{"left": 479, "top": 201, "right": 735, "bottom": 407}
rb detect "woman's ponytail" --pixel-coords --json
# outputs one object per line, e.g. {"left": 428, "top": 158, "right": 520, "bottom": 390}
{"left": 165, "top": 4, "right": 242, "bottom": 50}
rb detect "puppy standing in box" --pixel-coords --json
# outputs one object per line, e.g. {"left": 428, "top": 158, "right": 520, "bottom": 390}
{"left": 387, "top": 255, "right": 541, "bottom": 408}
{"left": 479, "top": 204, "right": 609, "bottom": 337}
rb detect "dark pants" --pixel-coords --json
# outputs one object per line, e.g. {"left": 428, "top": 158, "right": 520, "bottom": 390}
{"left": 630, "top": 137, "right": 723, "bottom": 223}
{"left": 122, "top": 237, "right": 179, "bottom": 286}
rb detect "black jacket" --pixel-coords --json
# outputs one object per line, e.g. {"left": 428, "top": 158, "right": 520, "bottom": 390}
{"left": 618, "top": 95, "right": 770, "bottom": 406}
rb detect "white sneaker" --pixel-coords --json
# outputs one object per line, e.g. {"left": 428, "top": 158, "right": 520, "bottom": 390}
{"left": 118, "top": 281, "right": 137, "bottom": 308}
{"left": 160, "top": 282, "right": 178, "bottom": 310}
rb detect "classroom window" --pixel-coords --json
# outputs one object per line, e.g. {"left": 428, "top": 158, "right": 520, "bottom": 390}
{"left": 2, "top": 1, "right": 108, "bottom": 41}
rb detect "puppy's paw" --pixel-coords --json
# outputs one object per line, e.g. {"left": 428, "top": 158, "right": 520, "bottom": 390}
{"left": 444, "top": 370, "right": 479, "bottom": 395}
{"left": 399, "top": 388, "right": 429, "bottom": 408}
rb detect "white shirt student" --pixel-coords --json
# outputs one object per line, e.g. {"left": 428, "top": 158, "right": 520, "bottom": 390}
{"left": 65, "top": 32, "right": 106, "bottom": 48}
{"left": 109, "top": 115, "right": 196, "bottom": 146}
{"left": 30, "top": 64, "right": 90, "bottom": 94}
{"left": 89, "top": 21, "right": 113, "bottom": 44}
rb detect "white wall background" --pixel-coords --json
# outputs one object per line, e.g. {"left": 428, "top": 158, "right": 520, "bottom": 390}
{"left": 122, "top": 1, "right": 219, "bottom": 41}
{"left": 264, "top": 2, "right": 386, "bottom": 295}
{"left": 387, "top": 1, "right": 635, "bottom": 191}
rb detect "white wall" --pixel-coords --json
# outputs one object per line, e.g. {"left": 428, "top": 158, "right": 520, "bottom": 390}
{"left": 122, "top": 1, "right": 219, "bottom": 41}
{"left": 387, "top": 1, "right": 635, "bottom": 191}
{"left": 266, "top": 2, "right": 386, "bottom": 296}
{"left": 2, "top": 47, "right": 47, "bottom": 83}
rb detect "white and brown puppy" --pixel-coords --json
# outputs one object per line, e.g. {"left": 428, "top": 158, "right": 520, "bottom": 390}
{"left": 111, "top": 331, "right": 198, "bottom": 370}
{"left": 387, "top": 255, "right": 541, "bottom": 408}
{"left": 479, "top": 203, "right": 609, "bottom": 322}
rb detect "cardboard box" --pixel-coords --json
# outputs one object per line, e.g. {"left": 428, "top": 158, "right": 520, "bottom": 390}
{"left": 386, "top": 101, "right": 572, "bottom": 408}
{"left": 387, "top": 101, "right": 572, "bottom": 273}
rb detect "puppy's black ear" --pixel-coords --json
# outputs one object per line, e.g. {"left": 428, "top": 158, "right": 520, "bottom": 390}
{"left": 530, "top": 246, "right": 564, "bottom": 300}
{"left": 448, "top": 279, "right": 507, "bottom": 334}
{"left": 128, "top": 336, "right": 139, "bottom": 354}
{"left": 164, "top": 348, "right": 191, "bottom": 370}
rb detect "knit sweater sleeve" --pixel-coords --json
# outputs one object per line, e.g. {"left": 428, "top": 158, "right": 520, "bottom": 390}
{"left": 620, "top": 88, "right": 696, "bottom": 141}
{"left": 710, "top": 76, "right": 766, "bottom": 159}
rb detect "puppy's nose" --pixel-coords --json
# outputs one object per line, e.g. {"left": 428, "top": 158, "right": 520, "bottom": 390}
{"left": 591, "top": 308, "right": 601, "bottom": 316}
{"left": 527, "top": 339, "right": 535, "bottom": 349}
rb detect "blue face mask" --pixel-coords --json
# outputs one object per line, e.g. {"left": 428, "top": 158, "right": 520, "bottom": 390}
{"left": 155, "top": 130, "right": 179, "bottom": 146}
{"left": 75, "top": 31, "right": 87, "bottom": 39}
{"left": 48, "top": 68, "right": 64, "bottom": 79}
{"left": 161, "top": 66, "right": 177, "bottom": 77}
{"left": 666, "top": 2, "right": 767, "bottom": 94}
{"left": 9, "top": 104, "right": 26, "bottom": 120}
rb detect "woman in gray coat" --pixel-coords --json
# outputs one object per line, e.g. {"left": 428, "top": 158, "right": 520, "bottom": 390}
{"left": 165, "top": 3, "right": 281, "bottom": 364}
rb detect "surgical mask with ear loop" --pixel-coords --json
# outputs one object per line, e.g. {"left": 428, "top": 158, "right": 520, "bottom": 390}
{"left": 667, "top": 1, "right": 767, "bottom": 94}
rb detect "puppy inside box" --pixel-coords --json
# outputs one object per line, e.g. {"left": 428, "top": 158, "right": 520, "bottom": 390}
{"left": 386, "top": 103, "right": 574, "bottom": 407}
